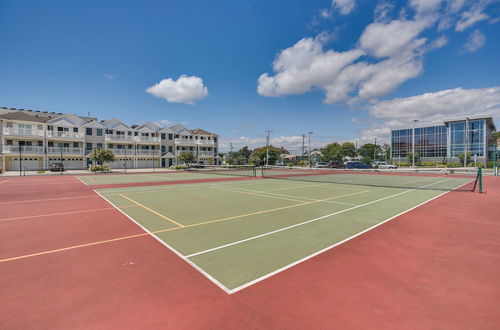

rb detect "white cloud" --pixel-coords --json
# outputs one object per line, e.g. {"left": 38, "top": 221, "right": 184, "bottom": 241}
{"left": 455, "top": 3, "right": 489, "bottom": 31}
{"left": 155, "top": 119, "right": 173, "bottom": 127}
{"left": 103, "top": 73, "right": 119, "bottom": 80}
{"left": 463, "top": 28, "right": 486, "bottom": 52}
{"left": 429, "top": 35, "right": 449, "bottom": 49}
{"left": 359, "top": 86, "right": 500, "bottom": 141}
{"left": 332, "top": 0, "right": 356, "bottom": 15}
{"left": 146, "top": 75, "right": 208, "bottom": 105}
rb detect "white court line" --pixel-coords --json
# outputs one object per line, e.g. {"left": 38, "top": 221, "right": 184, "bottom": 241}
{"left": 75, "top": 176, "right": 88, "bottom": 185}
{"left": 0, "top": 179, "right": 10, "bottom": 184}
{"left": 185, "top": 179, "right": 452, "bottom": 259}
{"left": 220, "top": 185, "right": 359, "bottom": 207}
{"left": 229, "top": 178, "right": 473, "bottom": 293}
{"left": 93, "top": 190, "right": 233, "bottom": 294}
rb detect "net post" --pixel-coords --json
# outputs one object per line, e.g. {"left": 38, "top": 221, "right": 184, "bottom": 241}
{"left": 478, "top": 167, "right": 483, "bottom": 193}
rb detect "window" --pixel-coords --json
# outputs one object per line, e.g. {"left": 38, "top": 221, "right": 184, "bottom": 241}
{"left": 168, "top": 146, "right": 173, "bottom": 152}
{"left": 37, "top": 125, "right": 43, "bottom": 130}
{"left": 86, "top": 128, "right": 92, "bottom": 136}
{"left": 38, "top": 141, "right": 43, "bottom": 147}
{"left": 73, "top": 142, "right": 79, "bottom": 148}
{"left": 6, "top": 122, "right": 13, "bottom": 128}
{"left": 108, "top": 144, "right": 113, "bottom": 148}
{"left": 161, "top": 146, "right": 166, "bottom": 153}
{"left": 47, "top": 125, "right": 53, "bottom": 131}
{"left": 161, "top": 133, "right": 166, "bottom": 139}
{"left": 168, "top": 134, "right": 173, "bottom": 140}
{"left": 6, "top": 140, "right": 13, "bottom": 145}
{"left": 96, "top": 128, "right": 103, "bottom": 136}
{"left": 175, "top": 134, "right": 179, "bottom": 138}
{"left": 128, "top": 131, "right": 132, "bottom": 136}
{"left": 214, "top": 137, "right": 217, "bottom": 143}
{"left": 73, "top": 127, "right": 78, "bottom": 133}
{"left": 48, "top": 142, "right": 54, "bottom": 147}
{"left": 86, "top": 143, "right": 93, "bottom": 150}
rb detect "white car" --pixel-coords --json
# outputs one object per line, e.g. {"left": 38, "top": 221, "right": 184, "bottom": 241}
{"left": 375, "top": 162, "right": 397, "bottom": 169}
{"left": 313, "top": 162, "right": 329, "bottom": 168}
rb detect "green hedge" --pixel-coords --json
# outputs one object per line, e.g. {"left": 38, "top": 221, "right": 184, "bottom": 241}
{"left": 90, "top": 165, "right": 111, "bottom": 172}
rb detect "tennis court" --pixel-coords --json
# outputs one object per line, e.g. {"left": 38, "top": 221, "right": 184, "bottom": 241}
{"left": 95, "top": 167, "right": 476, "bottom": 292}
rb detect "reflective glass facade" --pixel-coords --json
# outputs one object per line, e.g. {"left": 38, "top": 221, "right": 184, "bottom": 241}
{"left": 391, "top": 125, "right": 447, "bottom": 159}
{"left": 391, "top": 119, "right": 489, "bottom": 160}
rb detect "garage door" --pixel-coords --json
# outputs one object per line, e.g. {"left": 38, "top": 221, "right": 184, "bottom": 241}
{"left": 110, "top": 159, "right": 132, "bottom": 169}
{"left": 64, "top": 159, "right": 84, "bottom": 169}
{"left": 11, "top": 158, "right": 41, "bottom": 171}
{"left": 136, "top": 159, "right": 156, "bottom": 168}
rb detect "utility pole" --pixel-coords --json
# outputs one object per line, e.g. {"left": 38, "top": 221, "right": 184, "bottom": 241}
{"left": 301, "top": 134, "right": 305, "bottom": 160}
{"left": 374, "top": 138, "right": 377, "bottom": 161}
{"left": 265, "top": 130, "right": 273, "bottom": 166}
{"left": 412, "top": 120, "right": 419, "bottom": 167}
{"left": 308, "top": 131, "right": 313, "bottom": 167}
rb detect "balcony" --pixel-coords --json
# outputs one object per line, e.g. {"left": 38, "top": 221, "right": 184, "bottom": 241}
{"left": 196, "top": 139, "right": 215, "bottom": 146}
{"left": 47, "top": 131, "right": 84, "bottom": 139}
{"left": 198, "top": 151, "right": 214, "bottom": 157}
{"left": 136, "top": 149, "right": 161, "bottom": 156}
{"left": 108, "top": 148, "right": 134, "bottom": 156}
{"left": 2, "top": 145, "right": 44, "bottom": 154}
{"left": 136, "top": 136, "right": 160, "bottom": 143}
{"left": 105, "top": 134, "right": 136, "bottom": 142}
{"left": 3, "top": 127, "right": 45, "bottom": 137}
{"left": 174, "top": 138, "right": 197, "bottom": 146}
{"left": 47, "top": 147, "right": 84, "bottom": 155}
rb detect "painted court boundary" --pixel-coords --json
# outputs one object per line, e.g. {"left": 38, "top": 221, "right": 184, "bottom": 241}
{"left": 93, "top": 177, "right": 472, "bottom": 294}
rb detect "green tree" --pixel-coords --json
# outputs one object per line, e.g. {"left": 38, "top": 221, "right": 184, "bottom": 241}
{"left": 249, "top": 146, "right": 282, "bottom": 165}
{"left": 340, "top": 142, "right": 357, "bottom": 158}
{"left": 381, "top": 143, "right": 391, "bottom": 161}
{"left": 457, "top": 152, "right": 473, "bottom": 166}
{"left": 407, "top": 152, "right": 421, "bottom": 165}
{"left": 89, "top": 148, "right": 115, "bottom": 165}
{"left": 320, "top": 143, "right": 341, "bottom": 162}
{"left": 358, "top": 143, "right": 382, "bottom": 160}
{"left": 178, "top": 151, "right": 195, "bottom": 165}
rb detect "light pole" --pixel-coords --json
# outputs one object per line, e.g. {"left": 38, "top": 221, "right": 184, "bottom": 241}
{"left": 265, "top": 130, "right": 273, "bottom": 166}
{"left": 308, "top": 131, "right": 314, "bottom": 167}
{"left": 412, "top": 120, "right": 419, "bottom": 167}
{"left": 374, "top": 137, "right": 377, "bottom": 161}
{"left": 464, "top": 117, "right": 469, "bottom": 168}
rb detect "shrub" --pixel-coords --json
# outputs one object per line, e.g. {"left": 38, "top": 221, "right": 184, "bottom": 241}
{"left": 37, "top": 170, "right": 46, "bottom": 174}
{"left": 0, "top": 168, "right": 3, "bottom": 174}
{"left": 174, "top": 165, "right": 187, "bottom": 170}
{"left": 447, "top": 162, "right": 462, "bottom": 168}
{"left": 420, "top": 161, "right": 440, "bottom": 167}
{"left": 476, "top": 162, "right": 484, "bottom": 168}
{"left": 90, "top": 165, "right": 111, "bottom": 172}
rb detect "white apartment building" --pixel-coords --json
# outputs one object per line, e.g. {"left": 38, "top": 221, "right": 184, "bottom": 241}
{"left": 0, "top": 107, "right": 219, "bottom": 171}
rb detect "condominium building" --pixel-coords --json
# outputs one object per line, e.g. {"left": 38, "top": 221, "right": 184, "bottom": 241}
{"left": 0, "top": 107, "right": 219, "bottom": 171}
{"left": 391, "top": 115, "right": 497, "bottom": 164}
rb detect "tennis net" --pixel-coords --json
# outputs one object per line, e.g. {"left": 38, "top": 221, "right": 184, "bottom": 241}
{"left": 261, "top": 166, "right": 481, "bottom": 192}
{"left": 186, "top": 164, "right": 257, "bottom": 177}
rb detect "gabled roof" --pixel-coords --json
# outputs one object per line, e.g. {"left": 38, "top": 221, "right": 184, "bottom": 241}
{"left": 46, "top": 113, "right": 87, "bottom": 127}
{"left": 101, "top": 118, "right": 132, "bottom": 130}
{"left": 82, "top": 120, "right": 107, "bottom": 129}
{"left": 158, "top": 126, "right": 175, "bottom": 134}
{"left": 169, "top": 124, "right": 191, "bottom": 134}
{"left": 0, "top": 112, "right": 49, "bottom": 123}
{"left": 136, "top": 121, "right": 160, "bottom": 132}
{"left": 191, "top": 128, "right": 217, "bottom": 136}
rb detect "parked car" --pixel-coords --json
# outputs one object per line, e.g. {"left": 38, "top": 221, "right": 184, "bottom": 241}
{"left": 49, "top": 162, "right": 65, "bottom": 172}
{"left": 313, "top": 162, "right": 330, "bottom": 168}
{"left": 188, "top": 162, "right": 205, "bottom": 168}
{"left": 345, "top": 161, "right": 370, "bottom": 169}
{"left": 328, "top": 160, "right": 345, "bottom": 168}
{"left": 276, "top": 161, "right": 286, "bottom": 166}
{"left": 374, "top": 161, "right": 397, "bottom": 169}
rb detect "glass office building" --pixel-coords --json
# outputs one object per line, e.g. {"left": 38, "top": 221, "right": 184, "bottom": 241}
{"left": 391, "top": 116, "right": 496, "bottom": 164}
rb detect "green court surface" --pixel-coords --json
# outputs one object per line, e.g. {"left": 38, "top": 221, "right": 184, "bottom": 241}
{"left": 78, "top": 170, "right": 255, "bottom": 185}
{"left": 96, "top": 174, "right": 473, "bottom": 293}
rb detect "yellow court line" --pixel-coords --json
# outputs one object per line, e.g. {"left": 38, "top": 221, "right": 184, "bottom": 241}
{"left": 0, "top": 190, "right": 370, "bottom": 263}
{"left": 260, "top": 182, "right": 331, "bottom": 192}
{"left": 212, "top": 186, "right": 307, "bottom": 203}
{"left": 84, "top": 176, "right": 96, "bottom": 182}
{"left": 0, "top": 205, "right": 138, "bottom": 223}
{"left": 119, "top": 194, "right": 185, "bottom": 227}
{"left": 176, "top": 189, "right": 370, "bottom": 229}
{"left": 0, "top": 195, "right": 99, "bottom": 205}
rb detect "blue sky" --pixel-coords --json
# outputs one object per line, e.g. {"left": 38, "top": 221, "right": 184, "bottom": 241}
{"left": 1, "top": 0, "right": 499, "bottom": 152}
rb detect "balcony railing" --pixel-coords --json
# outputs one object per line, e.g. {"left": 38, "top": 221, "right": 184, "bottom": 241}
{"left": 3, "top": 127, "right": 45, "bottom": 137}
{"left": 105, "top": 134, "right": 137, "bottom": 142}
{"left": 198, "top": 151, "right": 214, "bottom": 157}
{"left": 47, "top": 131, "right": 84, "bottom": 139}
{"left": 174, "top": 138, "right": 214, "bottom": 146}
{"left": 136, "top": 149, "right": 160, "bottom": 156}
{"left": 47, "top": 147, "right": 84, "bottom": 155}
{"left": 108, "top": 148, "right": 134, "bottom": 156}
{"left": 2, "top": 146, "right": 45, "bottom": 154}
{"left": 137, "top": 136, "right": 160, "bottom": 143}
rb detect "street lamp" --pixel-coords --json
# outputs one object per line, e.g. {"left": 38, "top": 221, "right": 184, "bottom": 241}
{"left": 308, "top": 131, "right": 314, "bottom": 167}
{"left": 464, "top": 117, "right": 469, "bottom": 168}
{"left": 412, "top": 120, "right": 419, "bottom": 167}
{"left": 265, "top": 130, "right": 273, "bottom": 166}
